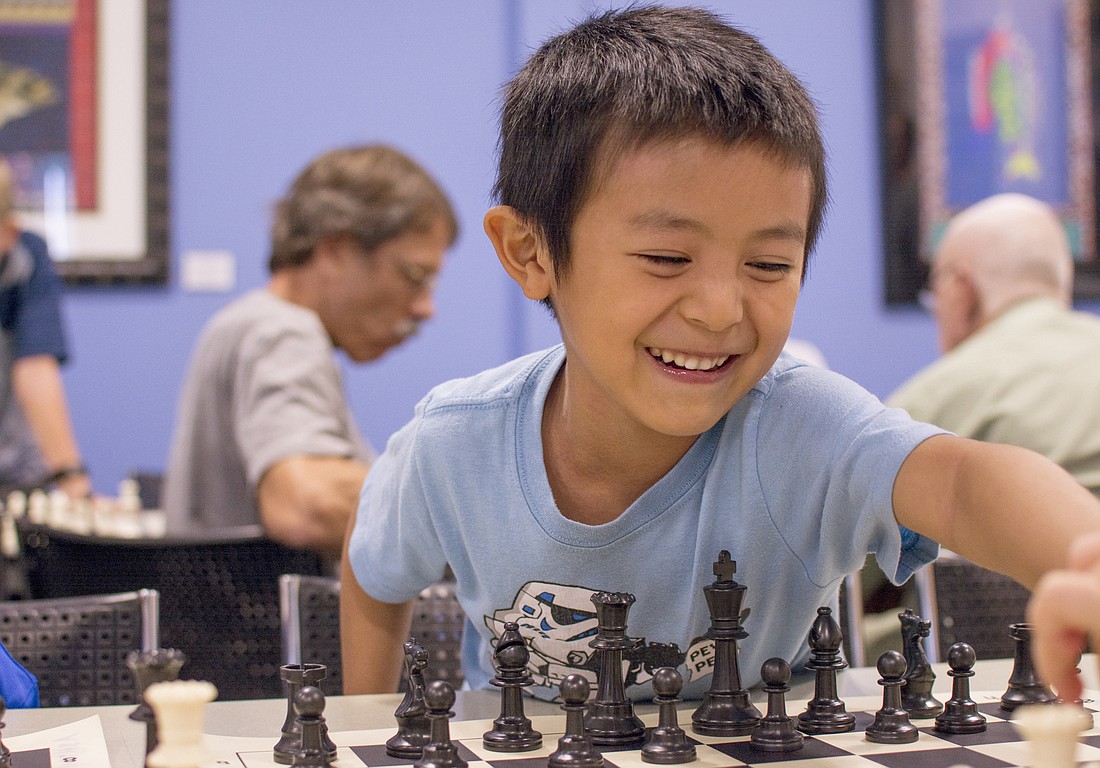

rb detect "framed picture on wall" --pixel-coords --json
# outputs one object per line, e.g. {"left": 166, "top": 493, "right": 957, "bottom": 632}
{"left": 0, "top": 0, "right": 169, "bottom": 285}
{"left": 877, "top": 0, "right": 1100, "bottom": 304}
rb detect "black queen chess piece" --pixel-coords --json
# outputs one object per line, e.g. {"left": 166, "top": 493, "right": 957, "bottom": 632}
{"left": 274, "top": 663, "right": 337, "bottom": 764}
{"left": 482, "top": 621, "right": 542, "bottom": 752}
{"left": 583, "top": 591, "right": 646, "bottom": 747}
{"left": 691, "top": 550, "right": 762, "bottom": 736}
{"left": 796, "top": 606, "right": 855, "bottom": 734}
{"left": 898, "top": 608, "right": 943, "bottom": 718}
{"left": 387, "top": 639, "right": 432, "bottom": 758}
{"left": 1000, "top": 622, "right": 1057, "bottom": 713}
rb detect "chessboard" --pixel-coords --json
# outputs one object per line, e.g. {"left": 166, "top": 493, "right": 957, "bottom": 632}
{"left": 203, "top": 691, "right": 1100, "bottom": 768}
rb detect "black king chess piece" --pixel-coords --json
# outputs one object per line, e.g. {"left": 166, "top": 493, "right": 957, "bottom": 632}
{"left": 274, "top": 663, "right": 337, "bottom": 764}
{"left": 482, "top": 621, "right": 542, "bottom": 751}
{"left": 1000, "top": 622, "right": 1057, "bottom": 713}
{"left": 387, "top": 639, "right": 432, "bottom": 758}
{"left": 864, "top": 650, "right": 919, "bottom": 744}
{"left": 934, "top": 642, "right": 987, "bottom": 734}
{"left": 797, "top": 606, "right": 855, "bottom": 734}
{"left": 691, "top": 550, "right": 762, "bottom": 736}
{"left": 127, "top": 647, "right": 186, "bottom": 757}
{"left": 641, "top": 667, "right": 696, "bottom": 764}
{"left": 898, "top": 609, "right": 943, "bottom": 718}
{"left": 583, "top": 591, "right": 646, "bottom": 746}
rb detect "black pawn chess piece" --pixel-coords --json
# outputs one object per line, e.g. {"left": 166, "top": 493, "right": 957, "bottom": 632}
{"left": 0, "top": 695, "right": 9, "bottom": 768}
{"left": 641, "top": 667, "right": 696, "bottom": 764}
{"left": 126, "top": 647, "right": 186, "bottom": 756}
{"left": 583, "top": 592, "right": 646, "bottom": 747}
{"left": 483, "top": 621, "right": 542, "bottom": 751}
{"left": 797, "top": 606, "right": 855, "bottom": 734}
{"left": 1001, "top": 622, "right": 1057, "bottom": 713}
{"left": 691, "top": 550, "right": 762, "bottom": 736}
{"left": 864, "top": 650, "right": 919, "bottom": 744}
{"left": 387, "top": 639, "right": 432, "bottom": 758}
{"left": 275, "top": 663, "right": 337, "bottom": 765}
{"left": 290, "top": 685, "right": 333, "bottom": 767}
{"left": 934, "top": 642, "right": 988, "bottom": 735}
{"left": 750, "top": 658, "right": 804, "bottom": 753}
{"left": 549, "top": 674, "right": 604, "bottom": 768}
{"left": 898, "top": 609, "right": 943, "bottom": 718}
{"left": 414, "top": 680, "right": 468, "bottom": 768}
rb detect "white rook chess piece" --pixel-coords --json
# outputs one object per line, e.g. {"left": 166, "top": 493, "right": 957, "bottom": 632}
{"left": 144, "top": 679, "right": 218, "bottom": 768}
{"left": 1013, "top": 702, "right": 1088, "bottom": 768}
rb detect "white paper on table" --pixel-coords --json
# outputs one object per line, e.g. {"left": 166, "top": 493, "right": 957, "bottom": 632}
{"left": 6, "top": 714, "right": 112, "bottom": 765}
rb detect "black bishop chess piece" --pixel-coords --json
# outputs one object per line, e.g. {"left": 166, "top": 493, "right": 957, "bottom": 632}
{"left": 289, "top": 686, "right": 334, "bottom": 767}
{"left": 275, "top": 663, "right": 337, "bottom": 765}
{"left": 126, "top": 647, "right": 186, "bottom": 757}
{"left": 583, "top": 591, "right": 646, "bottom": 747}
{"left": 1000, "top": 622, "right": 1057, "bottom": 713}
{"left": 414, "top": 680, "right": 468, "bottom": 768}
{"left": 898, "top": 609, "right": 943, "bottom": 718}
{"left": 387, "top": 639, "right": 432, "bottom": 758}
{"left": 797, "top": 606, "right": 855, "bottom": 734}
{"left": 691, "top": 550, "right": 762, "bottom": 736}
{"left": 750, "top": 658, "right": 804, "bottom": 753}
{"left": 549, "top": 674, "right": 604, "bottom": 768}
{"left": 934, "top": 642, "right": 988, "bottom": 735}
{"left": 482, "top": 621, "right": 542, "bottom": 752}
{"left": 641, "top": 667, "right": 696, "bottom": 764}
{"left": 864, "top": 650, "right": 919, "bottom": 744}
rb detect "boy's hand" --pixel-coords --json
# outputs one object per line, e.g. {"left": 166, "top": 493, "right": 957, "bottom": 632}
{"left": 1028, "top": 531, "right": 1100, "bottom": 702}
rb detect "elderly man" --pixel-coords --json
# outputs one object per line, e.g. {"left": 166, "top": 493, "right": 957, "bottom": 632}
{"left": 888, "top": 193, "right": 1100, "bottom": 499}
{"left": 163, "top": 145, "right": 457, "bottom": 557}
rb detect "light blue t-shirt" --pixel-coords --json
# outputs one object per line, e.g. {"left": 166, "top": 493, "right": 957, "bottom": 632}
{"left": 349, "top": 346, "right": 942, "bottom": 701}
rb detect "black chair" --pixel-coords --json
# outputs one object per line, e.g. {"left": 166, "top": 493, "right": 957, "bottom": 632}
{"left": 0, "top": 589, "right": 159, "bottom": 707}
{"left": 915, "top": 552, "right": 1030, "bottom": 662}
{"left": 837, "top": 571, "right": 865, "bottom": 668}
{"left": 20, "top": 523, "right": 325, "bottom": 700}
{"left": 279, "top": 574, "right": 466, "bottom": 694}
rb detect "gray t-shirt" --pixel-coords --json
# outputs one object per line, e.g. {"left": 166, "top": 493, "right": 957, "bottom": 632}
{"left": 163, "top": 289, "right": 372, "bottom": 531}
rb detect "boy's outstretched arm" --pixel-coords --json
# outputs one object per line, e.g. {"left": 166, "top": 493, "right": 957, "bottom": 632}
{"left": 339, "top": 508, "right": 414, "bottom": 694}
{"left": 893, "top": 434, "right": 1100, "bottom": 590}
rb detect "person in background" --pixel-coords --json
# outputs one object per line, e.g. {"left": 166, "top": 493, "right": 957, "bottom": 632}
{"left": 163, "top": 145, "right": 457, "bottom": 559}
{"left": 0, "top": 156, "right": 91, "bottom": 500}
{"left": 888, "top": 193, "right": 1100, "bottom": 500}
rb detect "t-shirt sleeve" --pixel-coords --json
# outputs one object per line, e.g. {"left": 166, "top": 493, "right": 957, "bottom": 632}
{"left": 233, "top": 320, "right": 362, "bottom": 486}
{"left": 12, "top": 234, "right": 68, "bottom": 363}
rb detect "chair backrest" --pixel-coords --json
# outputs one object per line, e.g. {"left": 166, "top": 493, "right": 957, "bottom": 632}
{"left": 20, "top": 524, "right": 325, "bottom": 700}
{"left": 837, "top": 571, "right": 865, "bottom": 668}
{"left": 0, "top": 589, "right": 159, "bottom": 707}
{"left": 915, "top": 552, "right": 1030, "bottom": 662}
{"left": 280, "top": 574, "right": 466, "bottom": 694}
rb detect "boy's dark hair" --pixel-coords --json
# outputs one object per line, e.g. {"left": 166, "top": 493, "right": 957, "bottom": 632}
{"left": 269, "top": 144, "right": 457, "bottom": 272}
{"left": 493, "top": 5, "right": 827, "bottom": 286}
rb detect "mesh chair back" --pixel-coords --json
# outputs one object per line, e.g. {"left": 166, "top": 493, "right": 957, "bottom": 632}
{"left": 280, "top": 574, "right": 466, "bottom": 694}
{"left": 0, "top": 589, "right": 158, "bottom": 707}
{"left": 21, "top": 524, "right": 324, "bottom": 700}
{"left": 916, "top": 554, "right": 1029, "bottom": 662}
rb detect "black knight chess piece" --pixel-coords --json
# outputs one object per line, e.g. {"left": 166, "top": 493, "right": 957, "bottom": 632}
{"left": 387, "top": 639, "right": 432, "bottom": 758}
{"left": 797, "top": 606, "right": 855, "bottom": 734}
{"left": 898, "top": 609, "right": 943, "bottom": 718}
{"left": 275, "top": 663, "right": 337, "bottom": 764}
{"left": 415, "top": 680, "right": 468, "bottom": 768}
{"left": 1001, "top": 622, "right": 1057, "bottom": 713}
{"left": 583, "top": 591, "right": 646, "bottom": 747}
{"left": 691, "top": 550, "right": 762, "bottom": 736}
{"left": 865, "top": 650, "right": 919, "bottom": 744}
{"left": 482, "top": 621, "right": 542, "bottom": 752}
{"left": 549, "top": 674, "right": 604, "bottom": 768}
{"left": 934, "top": 642, "right": 988, "bottom": 735}
{"left": 641, "top": 667, "right": 696, "bottom": 764}
{"left": 750, "top": 658, "right": 804, "bottom": 753}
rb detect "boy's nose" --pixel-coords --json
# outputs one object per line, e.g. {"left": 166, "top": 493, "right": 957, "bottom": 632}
{"left": 680, "top": 275, "right": 744, "bottom": 331}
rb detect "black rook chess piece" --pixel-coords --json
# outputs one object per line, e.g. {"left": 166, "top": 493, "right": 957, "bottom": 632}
{"left": 1000, "top": 622, "right": 1057, "bottom": 713}
{"left": 414, "top": 680, "right": 468, "bottom": 768}
{"left": 864, "top": 650, "right": 919, "bottom": 744}
{"left": 387, "top": 639, "right": 432, "bottom": 758}
{"left": 275, "top": 663, "right": 337, "bottom": 765}
{"left": 549, "top": 674, "right": 604, "bottom": 768}
{"left": 127, "top": 647, "right": 186, "bottom": 757}
{"left": 583, "top": 592, "right": 646, "bottom": 747}
{"left": 750, "top": 658, "right": 804, "bottom": 753}
{"left": 691, "top": 550, "right": 762, "bottom": 736}
{"left": 934, "top": 642, "right": 988, "bottom": 735}
{"left": 898, "top": 609, "right": 943, "bottom": 718}
{"left": 641, "top": 667, "right": 696, "bottom": 764}
{"left": 797, "top": 606, "right": 855, "bottom": 734}
{"left": 482, "top": 622, "right": 542, "bottom": 752}
{"left": 290, "top": 686, "right": 333, "bottom": 767}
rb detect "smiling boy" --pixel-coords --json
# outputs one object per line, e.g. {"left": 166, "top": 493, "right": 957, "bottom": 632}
{"left": 341, "top": 5, "right": 1100, "bottom": 699}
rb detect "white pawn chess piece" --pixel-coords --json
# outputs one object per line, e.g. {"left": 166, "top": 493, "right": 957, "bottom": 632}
{"left": 26, "top": 489, "right": 47, "bottom": 525}
{"left": 5, "top": 491, "right": 25, "bottom": 519}
{"left": 1013, "top": 702, "right": 1089, "bottom": 768}
{"left": 144, "top": 679, "right": 218, "bottom": 768}
{"left": 47, "top": 489, "right": 71, "bottom": 530}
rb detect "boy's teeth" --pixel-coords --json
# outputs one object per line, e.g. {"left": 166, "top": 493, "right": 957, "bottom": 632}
{"left": 648, "top": 347, "right": 729, "bottom": 371}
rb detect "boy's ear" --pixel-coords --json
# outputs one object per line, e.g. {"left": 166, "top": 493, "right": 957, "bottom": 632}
{"left": 483, "top": 205, "right": 553, "bottom": 301}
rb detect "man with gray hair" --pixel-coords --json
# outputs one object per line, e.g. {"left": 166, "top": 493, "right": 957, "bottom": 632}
{"left": 163, "top": 145, "right": 457, "bottom": 557}
{"left": 889, "top": 193, "right": 1100, "bottom": 499}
